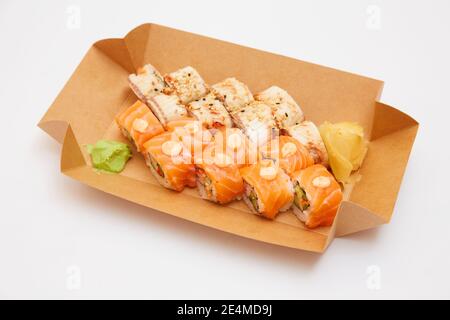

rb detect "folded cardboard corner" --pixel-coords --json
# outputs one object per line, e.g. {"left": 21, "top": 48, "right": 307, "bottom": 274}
{"left": 38, "top": 23, "right": 418, "bottom": 253}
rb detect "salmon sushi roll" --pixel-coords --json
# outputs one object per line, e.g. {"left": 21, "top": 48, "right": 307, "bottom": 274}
{"left": 187, "top": 93, "right": 233, "bottom": 129}
{"left": 291, "top": 165, "right": 343, "bottom": 228}
{"left": 260, "top": 136, "right": 314, "bottom": 178}
{"left": 165, "top": 117, "right": 200, "bottom": 131}
{"left": 288, "top": 121, "right": 329, "bottom": 167}
{"left": 146, "top": 94, "right": 188, "bottom": 129}
{"left": 195, "top": 143, "right": 245, "bottom": 204}
{"left": 143, "top": 132, "right": 197, "bottom": 192}
{"left": 240, "top": 160, "right": 294, "bottom": 219}
{"left": 128, "top": 64, "right": 166, "bottom": 101}
{"left": 254, "top": 86, "right": 305, "bottom": 131}
{"left": 208, "top": 127, "right": 258, "bottom": 168}
{"left": 211, "top": 78, "right": 254, "bottom": 114}
{"left": 115, "top": 100, "right": 165, "bottom": 153}
{"left": 232, "top": 101, "right": 279, "bottom": 146}
{"left": 163, "top": 66, "right": 209, "bottom": 104}
{"left": 166, "top": 118, "right": 213, "bottom": 158}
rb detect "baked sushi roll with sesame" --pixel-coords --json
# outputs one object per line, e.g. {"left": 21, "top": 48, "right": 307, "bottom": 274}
{"left": 240, "top": 160, "right": 294, "bottom": 219}
{"left": 115, "top": 100, "right": 165, "bottom": 153}
{"left": 195, "top": 143, "right": 245, "bottom": 204}
{"left": 254, "top": 86, "right": 305, "bottom": 131}
{"left": 187, "top": 93, "right": 233, "bottom": 129}
{"left": 260, "top": 135, "right": 314, "bottom": 178}
{"left": 232, "top": 101, "right": 278, "bottom": 146}
{"left": 291, "top": 165, "right": 343, "bottom": 228}
{"left": 163, "top": 66, "right": 209, "bottom": 104}
{"left": 287, "top": 121, "right": 329, "bottom": 167}
{"left": 146, "top": 94, "right": 188, "bottom": 129}
{"left": 211, "top": 78, "right": 254, "bottom": 114}
{"left": 143, "top": 132, "right": 196, "bottom": 192}
{"left": 128, "top": 64, "right": 166, "bottom": 101}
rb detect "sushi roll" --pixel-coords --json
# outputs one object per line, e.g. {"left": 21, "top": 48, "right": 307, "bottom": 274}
{"left": 163, "top": 66, "right": 209, "bottom": 104}
{"left": 232, "top": 101, "right": 279, "bottom": 146}
{"left": 291, "top": 164, "right": 343, "bottom": 228}
{"left": 254, "top": 86, "right": 305, "bottom": 131}
{"left": 211, "top": 78, "right": 254, "bottom": 114}
{"left": 260, "top": 135, "right": 314, "bottom": 178}
{"left": 208, "top": 127, "right": 258, "bottom": 168}
{"left": 240, "top": 160, "right": 294, "bottom": 219}
{"left": 287, "top": 121, "right": 329, "bottom": 167}
{"left": 195, "top": 143, "right": 245, "bottom": 204}
{"left": 115, "top": 100, "right": 164, "bottom": 153}
{"left": 143, "top": 132, "right": 196, "bottom": 192}
{"left": 146, "top": 94, "right": 188, "bottom": 129}
{"left": 166, "top": 117, "right": 205, "bottom": 132}
{"left": 166, "top": 118, "right": 213, "bottom": 157}
{"left": 187, "top": 93, "right": 233, "bottom": 129}
{"left": 128, "top": 64, "right": 166, "bottom": 101}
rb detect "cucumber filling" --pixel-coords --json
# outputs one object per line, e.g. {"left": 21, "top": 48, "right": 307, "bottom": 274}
{"left": 149, "top": 156, "right": 165, "bottom": 178}
{"left": 294, "top": 183, "right": 310, "bottom": 211}
{"left": 248, "top": 189, "right": 259, "bottom": 212}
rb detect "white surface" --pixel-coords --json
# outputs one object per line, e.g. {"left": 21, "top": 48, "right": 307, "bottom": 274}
{"left": 0, "top": 0, "right": 449, "bottom": 300}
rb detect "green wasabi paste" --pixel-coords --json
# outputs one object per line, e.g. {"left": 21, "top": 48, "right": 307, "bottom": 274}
{"left": 86, "top": 140, "right": 132, "bottom": 173}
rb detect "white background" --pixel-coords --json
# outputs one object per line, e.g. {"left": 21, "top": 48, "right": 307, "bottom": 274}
{"left": 0, "top": 0, "right": 449, "bottom": 299}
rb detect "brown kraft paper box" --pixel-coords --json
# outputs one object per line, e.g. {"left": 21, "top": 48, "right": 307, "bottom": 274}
{"left": 38, "top": 23, "right": 419, "bottom": 253}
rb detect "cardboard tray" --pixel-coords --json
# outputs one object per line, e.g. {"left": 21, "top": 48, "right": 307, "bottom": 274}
{"left": 38, "top": 23, "right": 418, "bottom": 253}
